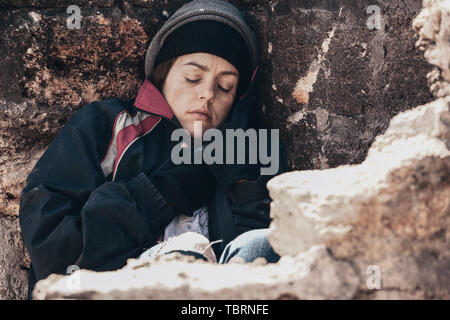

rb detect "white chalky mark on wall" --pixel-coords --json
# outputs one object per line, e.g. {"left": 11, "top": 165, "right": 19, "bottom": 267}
{"left": 29, "top": 11, "right": 41, "bottom": 23}
{"left": 291, "top": 25, "right": 337, "bottom": 104}
{"left": 287, "top": 106, "right": 328, "bottom": 129}
{"left": 318, "top": 152, "right": 329, "bottom": 169}
{"left": 314, "top": 107, "right": 329, "bottom": 131}
{"left": 286, "top": 110, "right": 306, "bottom": 127}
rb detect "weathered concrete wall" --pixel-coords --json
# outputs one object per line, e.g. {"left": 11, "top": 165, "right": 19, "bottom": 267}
{"left": 268, "top": 0, "right": 450, "bottom": 299}
{"left": 413, "top": 0, "right": 450, "bottom": 98}
{"left": 0, "top": 0, "right": 438, "bottom": 299}
{"left": 252, "top": 0, "right": 434, "bottom": 169}
{"left": 268, "top": 96, "right": 450, "bottom": 299}
{"left": 0, "top": 216, "right": 29, "bottom": 299}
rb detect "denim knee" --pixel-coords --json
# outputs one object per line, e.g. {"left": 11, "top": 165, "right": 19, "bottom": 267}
{"left": 218, "top": 228, "right": 281, "bottom": 264}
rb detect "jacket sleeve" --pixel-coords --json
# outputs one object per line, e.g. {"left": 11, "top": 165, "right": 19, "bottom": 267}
{"left": 18, "top": 101, "right": 175, "bottom": 283}
{"left": 227, "top": 137, "right": 289, "bottom": 232}
{"left": 225, "top": 175, "right": 274, "bottom": 233}
{"left": 208, "top": 174, "right": 277, "bottom": 259}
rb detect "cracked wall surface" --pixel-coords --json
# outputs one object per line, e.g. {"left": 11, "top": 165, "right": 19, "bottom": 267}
{"left": 0, "top": 0, "right": 444, "bottom": 299}
{"left": 268, "top": 96, "right": 450, "bottom": 299}
{"left": 267, "top": 0, "right": 450, "bottom": 299}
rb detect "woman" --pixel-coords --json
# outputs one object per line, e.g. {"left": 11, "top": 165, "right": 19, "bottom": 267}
{"left": 19, "top": 0, "right": 287, "bottom": 298}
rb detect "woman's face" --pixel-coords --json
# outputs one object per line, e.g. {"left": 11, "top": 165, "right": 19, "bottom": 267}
{"left": 161, "top": 52, "right": 239, "bottom": 138}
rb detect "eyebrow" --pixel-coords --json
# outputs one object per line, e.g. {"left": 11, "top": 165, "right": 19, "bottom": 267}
{"left": 183, "top": 61, "right": 238, "bottom": 77}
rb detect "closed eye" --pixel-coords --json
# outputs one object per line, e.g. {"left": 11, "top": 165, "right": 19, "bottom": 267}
{"left": 185, "top": 78, "right": 200, "bottom": 83}
{"left": 185, "top": 78, "right": 231, "bottom": 93}
{"left": 218, "top": 84, "right": 231, "bottom": 93}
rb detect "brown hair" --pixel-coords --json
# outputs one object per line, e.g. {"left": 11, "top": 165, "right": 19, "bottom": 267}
{"left": 150, "top": 58, "right": 177, "bottom": 92}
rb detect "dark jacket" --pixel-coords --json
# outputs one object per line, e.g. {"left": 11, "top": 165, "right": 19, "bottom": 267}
{"left": 18, "top": 64, "right": 287, "bottom": 298}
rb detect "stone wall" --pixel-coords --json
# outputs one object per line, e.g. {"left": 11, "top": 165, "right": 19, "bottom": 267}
{"left": 0, "top": 0, "right": 439, "bottom": 299}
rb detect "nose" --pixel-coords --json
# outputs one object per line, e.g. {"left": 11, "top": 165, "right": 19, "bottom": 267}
{"left": 197, "top": 78, "right": 215, "bottom": 104}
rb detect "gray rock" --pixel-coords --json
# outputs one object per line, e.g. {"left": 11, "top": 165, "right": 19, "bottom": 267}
{"left": 32, "top": 246, "right": 360, "bottom": 300}
{"left": 268, "top": 96, "right": 450, "bottom": 298}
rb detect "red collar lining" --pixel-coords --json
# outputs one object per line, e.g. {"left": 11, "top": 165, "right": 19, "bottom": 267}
{"left": 133, "top": 79, "right": 174, "bottom": 119}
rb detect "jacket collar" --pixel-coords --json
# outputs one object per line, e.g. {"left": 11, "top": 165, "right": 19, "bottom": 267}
{"left": 133, "top": 79, "right": 174, "bottom": 120}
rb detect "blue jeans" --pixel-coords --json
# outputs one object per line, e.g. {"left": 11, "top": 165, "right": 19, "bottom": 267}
{"left": 139, "top": 228, "right": 281, "bottom": 264}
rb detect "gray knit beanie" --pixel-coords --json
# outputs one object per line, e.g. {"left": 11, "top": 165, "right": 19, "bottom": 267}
{"left": 145, "top": 0, "right": 259, "bottom": 94}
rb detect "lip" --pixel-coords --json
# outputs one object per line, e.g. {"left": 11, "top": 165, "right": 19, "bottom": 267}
{"left": 189, "top": 109, "right": 211, "bottom": 120}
